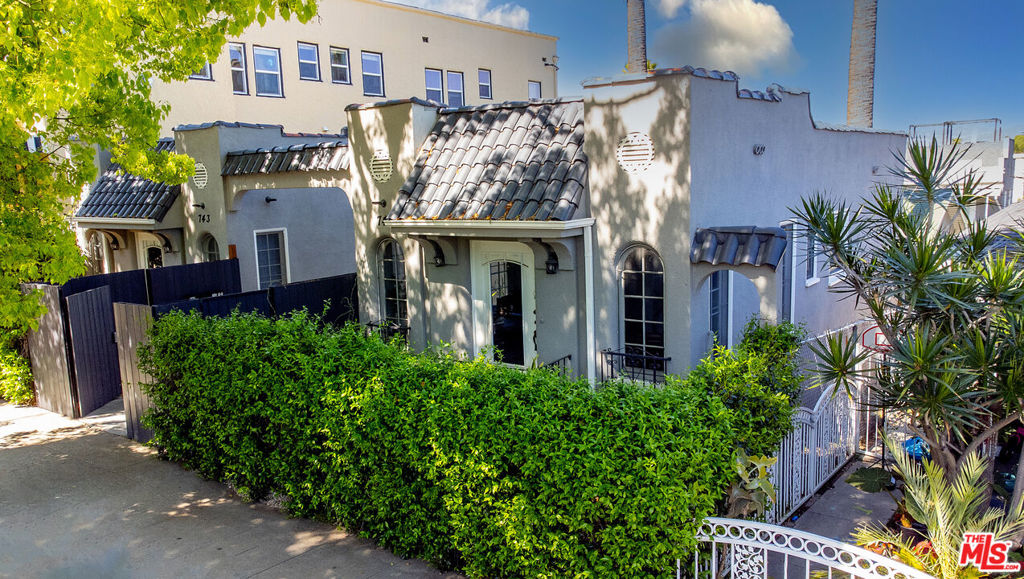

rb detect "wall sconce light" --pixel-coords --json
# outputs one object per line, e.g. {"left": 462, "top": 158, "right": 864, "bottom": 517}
{"left": 265, "top": 196, "right": 277, "bottom": 204}
{"left": 537, "top": 240, "right": 559, "bottom": 274}
{"left": 543, "top": 55, "right": 560, "bottom": 71}
{"left": 192, "top": 203, "right": 206, "bottom": 210}
{"left": 427, "top": 239, "right": 446, "bottom": 267}
{"left": 753, "top": 144, "right": 766, "bottom": 155}
{"left": 371, "top": 199, "right": 387, "bottom": 208}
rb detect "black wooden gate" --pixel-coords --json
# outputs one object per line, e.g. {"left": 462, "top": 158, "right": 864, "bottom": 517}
{"left": 65, "top": 286, "right": 121, "bottom": 417}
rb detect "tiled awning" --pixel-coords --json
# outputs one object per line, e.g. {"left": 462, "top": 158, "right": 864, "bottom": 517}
{"left": 76, "top": 138, "right": 180, "bottom": 222}
{"left": 222, "top": 140, "right": 350, "bottom": 176}
{"left": 690, "top": 226, "right": 787, "bottom": 270}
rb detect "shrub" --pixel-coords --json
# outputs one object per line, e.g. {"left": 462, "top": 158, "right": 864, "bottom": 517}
{"left": 0, "top": 331, "right": 34, "bottom": 405}
{"left": 141, "top": 310, "right": 742, "bottom": 577}
{"left": 669, "top": 317, "right": 804, "bottom": 457}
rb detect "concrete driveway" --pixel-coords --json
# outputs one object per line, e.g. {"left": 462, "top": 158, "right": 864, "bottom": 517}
{"left": 0, "top": 403, "right": 458, "bottom": 579}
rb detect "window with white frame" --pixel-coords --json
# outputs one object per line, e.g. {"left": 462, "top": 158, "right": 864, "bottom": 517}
{"left": 620, "top": 246, "right": 665, "bottom": 367}
{"left": 425, "top": 68, "right": 443, "bottom": 102}
{"left": 228, "top": 43, "right": 248, "bottom": 94}
{"left": 253, "top": 46, "right": 283, "bottom": 97}
{"left": 189, "top": 63, "right": 212, "bottom": 81}
{"left": 297, "top": 42, "right": 320, "bottom": 81}
{"left": 361, "top": 51, "right": 384, "bottom": 97}
{"left": 478, "top": 69, "right": 492, "bottom": 100}
{"left": 255, "top": 231, "right": 286, "bottom": 289}
{"left": 446, "top": 71, "right": 464, "bottom": 107}
{"left": 378, "top": 238, "right": 408, "bottom": 326}
{"left": 201, "top": 234, "right": 220, "bottom": 263}
{"left": 330, "top": 47, "right": 350, "bottom": 84}
{"left": 528, "top": 80, "right": 541, "bottom": 100}
{"left": 805, "top": 229, "right": 820, "bottom": 284}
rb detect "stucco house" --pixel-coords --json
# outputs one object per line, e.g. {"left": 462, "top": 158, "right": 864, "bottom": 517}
{"left": 75, "top": 64, "right": 907, "bottom": 380}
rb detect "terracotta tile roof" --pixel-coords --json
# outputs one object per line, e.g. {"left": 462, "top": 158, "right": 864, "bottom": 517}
{"left": 76, "top": 138, "right": 180, "bottom": 221}
{"left": 221, "top": 140, "right": 350, "bottom": 176}
{"left": 690, "top": 226, "right": 788, "bottom": 270}
{"left": 388, "top": 98, "right": 587, "bottom": 221}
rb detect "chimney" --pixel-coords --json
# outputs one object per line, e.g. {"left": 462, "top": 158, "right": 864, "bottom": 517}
{"left": 626, "top": 0, "right": 648, "bottom": 73}
{"left": 846, "top": 0, "right": 877, "bottom": 127}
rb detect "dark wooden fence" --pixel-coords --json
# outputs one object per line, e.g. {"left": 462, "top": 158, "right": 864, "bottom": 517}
{"left": 23, "top": 260, "right": 242, "bottom": 420}
{"left": 113, "top": 303, "right": 154, "bottom": 443}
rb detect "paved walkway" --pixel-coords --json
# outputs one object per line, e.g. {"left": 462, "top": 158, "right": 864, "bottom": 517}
{"left": 0, "top": 402, "right": 459, "bottom": 579}
{"left": 788, "top": 459, "right": 898, "bottom": 543}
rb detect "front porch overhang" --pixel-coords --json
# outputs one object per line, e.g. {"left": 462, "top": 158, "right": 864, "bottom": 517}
{"left": 75, "top": 217, "right": 160, "bottom": 230}
{"left": 383, "top": 217, "right": 595, "bottom": 239}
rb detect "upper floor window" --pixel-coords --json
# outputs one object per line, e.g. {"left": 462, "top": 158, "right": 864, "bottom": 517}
{"left": 528, "top": 80, "right": 541, "bottom": 100}
{"left": 189, "top": 63, "right": 212, "bottom": 81}
{"left": 446, "top": 71, "right": 464, "bottom": 108}
{"left": 361, "top": 51, "right": 384, "bottom": 97}
{"left": 228, "top": 43, "right": 248, "bottom": 95}
{"left": 478, "top": 68, "right": 492, "bottom": 100}
{"left": 253, "top": 46, "right": 283, "bottom": 97}
{"left": 378, "top": 238, "right": 408, "bottom": 327}
{"left": 330, "top": 47, "right": 350, "bottom": 84}
{"left": 620, "top": 245, "right": 665, "bottom": 372}
{"left": 297, "top": 42, "right": 320, "bottom": 81}
{"left": 425, "top": 68, "right": 443, "bottom": 103}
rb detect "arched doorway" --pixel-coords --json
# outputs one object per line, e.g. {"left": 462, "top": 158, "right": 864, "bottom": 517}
{"left": 470, "top": 241, "right": 536, "bottom": 366}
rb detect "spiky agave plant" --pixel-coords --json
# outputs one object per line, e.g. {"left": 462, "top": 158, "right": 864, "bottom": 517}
{"left": 855, "top": 440, "right": 1024, "bottom": 578}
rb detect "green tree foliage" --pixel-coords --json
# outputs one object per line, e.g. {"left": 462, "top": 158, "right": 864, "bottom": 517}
{"left": 793, "top": 138, "right": 1024, "bottom": 514}
{"left": 141, "top": 311, "right": 752, "bottom": 577}
{"left": 855, "top": 441, "right": 1024, "bottom": 579}
{"left": 1014, "top": 134, "right": 1024, "bottom": 154}
{"left": 673, "top": 317, "right": 805, "bottom": 456}
{"left": 0, "top": 0, "right": 315, "bottom": 331}
{"left": 0, "top": 331, "right": 33, "bottom": 405}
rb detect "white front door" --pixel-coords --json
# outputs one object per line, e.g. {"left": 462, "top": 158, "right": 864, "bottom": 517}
{"left": 470, "top": 241, "right": 536, "bottom": 367}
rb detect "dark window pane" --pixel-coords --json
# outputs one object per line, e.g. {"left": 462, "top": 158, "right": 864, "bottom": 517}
{"left": 623, "top": 272, "right": 642, "bottom": 296}
{"left": 645, "top": 298, "right": 663, "bottom": 322}
{"left": 623, "top": 249, "right": 642, "bottom": 272}
{"left": 646, "top": 323, "right": 664, "bottom": 347}
{"left": 299, "top": 61, "right": 318, "bottom": 79}
{"left": 643, "top": 250, "right": 663, "bottom": 272}
{"left": 624, "top": 321, "right": 644, "bottom": 345}
{"left": 644, "top": 272, "right": 663, "bottom": 297}
{"left": 624, "top": 297, "right": 643, "bottom": 320}
{"left": 364, "top": 75, "right": 382, "bottom": 96}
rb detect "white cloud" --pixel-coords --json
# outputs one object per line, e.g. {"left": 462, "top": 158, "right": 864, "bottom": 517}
{"left": 652, "top": 0, "right": 797, "bottom": 77}
{"left": 396, "top": 0, "right": 530, "bottom": 30}
{"left": 655, "top": 0, "right": 688, "bottom": 19}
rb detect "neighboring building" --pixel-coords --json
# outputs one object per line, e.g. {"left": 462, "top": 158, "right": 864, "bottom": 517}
{"left": 151, "top": 0, "right": 559, "bottom": 134}
{"left": 908, "top": 119, "right": 1016, "bottom": 213}
{"left": 77, "top": 0, "right": 558, "bottom": 276}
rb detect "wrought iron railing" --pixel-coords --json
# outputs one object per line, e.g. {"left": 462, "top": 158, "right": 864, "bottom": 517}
{"left": 541, "top": 354, "right": 572, "bottom": 377}
{"left": 365, "top": 319, "right": 409, "bottom": 342}
{"left": 599, "top": 348, "right": 671, "bottom": 384}
{"left": 688, "top": 518, "right": 935, "bottom": 578}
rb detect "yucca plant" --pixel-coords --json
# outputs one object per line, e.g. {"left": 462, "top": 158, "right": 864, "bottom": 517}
{"left": 792, "top": 137, "right": 1024, "bottom": 534}
{"left": 855, "top": 440, "right": 1024, "bottom": 578}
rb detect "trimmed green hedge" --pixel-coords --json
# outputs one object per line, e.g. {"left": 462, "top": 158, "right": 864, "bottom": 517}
{"left": 141, "top": 311, "right": 744, "bottom": 576}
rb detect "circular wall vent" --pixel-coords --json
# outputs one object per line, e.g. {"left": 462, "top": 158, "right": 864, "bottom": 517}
{"left": 192, "top": 161, "right": 209, "bottom": 189}
{"left": 615, "top": 132, "right": 655, "bottom": 175}
{"left": 370, "top": 149, "right": 393, "bottom": 182}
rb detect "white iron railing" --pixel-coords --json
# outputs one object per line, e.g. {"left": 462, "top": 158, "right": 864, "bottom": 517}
{"left": 767, "top": 383, "right": 857, "bottom": 524}
{"left": 687, "top": 518, "right": 935, "bottom": 579}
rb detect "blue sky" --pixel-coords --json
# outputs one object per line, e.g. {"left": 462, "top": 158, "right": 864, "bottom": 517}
{"left": 401, "top": 0, "right": 1024, "bottom": 137}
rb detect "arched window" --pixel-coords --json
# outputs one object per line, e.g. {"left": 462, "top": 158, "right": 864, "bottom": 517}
{"left": 201, "top": 234, "right": 220, "bottom": 262}
{"left": 620, "top": 245, "right": 665, "bottom": 366}
{"left": 378, "top": 238, "right": 408, "bottom": 327}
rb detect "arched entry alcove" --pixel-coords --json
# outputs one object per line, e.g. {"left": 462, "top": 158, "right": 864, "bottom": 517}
{"left": 691, "top": 264, "right": 780, "bottom": 362}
